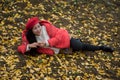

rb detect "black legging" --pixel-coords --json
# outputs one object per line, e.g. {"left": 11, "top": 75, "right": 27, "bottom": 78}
{"left": 70, "top": 38, "right": 100, "bottom": 52}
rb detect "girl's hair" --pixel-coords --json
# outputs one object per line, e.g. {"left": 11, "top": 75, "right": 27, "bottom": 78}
{"left": 26, "top": 29, "right": 37, "bottom": 55}
{"left": 26, "top": 29, "right": 37, "bottom": 43}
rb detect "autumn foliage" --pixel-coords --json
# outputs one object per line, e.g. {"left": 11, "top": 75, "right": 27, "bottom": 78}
{"left": 0, "top": 0, "right": 120, "bottom": 80}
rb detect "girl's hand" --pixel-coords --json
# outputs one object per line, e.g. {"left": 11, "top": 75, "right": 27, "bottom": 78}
{"left": 28, "top": 42, "right": 39, "bottom": 48}
{"left": 38, "top": 42, "right": 46, "bottom": 47}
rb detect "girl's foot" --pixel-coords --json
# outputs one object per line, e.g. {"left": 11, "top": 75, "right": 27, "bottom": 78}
{"left": 100, "top": 46, "right": 114, "bottom": 52}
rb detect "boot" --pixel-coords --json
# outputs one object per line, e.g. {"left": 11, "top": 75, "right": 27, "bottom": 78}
{"left": 100, "top": 46, "right": 114, "bottom": 52}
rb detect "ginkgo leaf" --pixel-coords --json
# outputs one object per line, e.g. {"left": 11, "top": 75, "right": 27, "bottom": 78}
{"left": 0, "top": 0, "right": 119, "bottom": 80}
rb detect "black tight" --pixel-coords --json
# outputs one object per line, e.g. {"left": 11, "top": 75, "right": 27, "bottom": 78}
{"left": 70, "top": 38, "right": 100, "bottom": 52}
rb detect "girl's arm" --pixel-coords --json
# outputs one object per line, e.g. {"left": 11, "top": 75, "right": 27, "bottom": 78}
{"left": 17, "top": 30, "right": 29, "bottom": 54}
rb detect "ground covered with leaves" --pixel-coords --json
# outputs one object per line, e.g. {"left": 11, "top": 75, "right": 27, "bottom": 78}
{"left": 0, "top": 0, "right": 120, "bottom": 80}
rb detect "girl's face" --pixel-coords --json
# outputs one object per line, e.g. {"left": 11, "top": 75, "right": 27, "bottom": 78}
{"left": 32, "top": 23, "right": 42, "bottom": 36}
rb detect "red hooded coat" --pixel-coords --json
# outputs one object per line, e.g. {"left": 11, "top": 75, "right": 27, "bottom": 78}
{"left": 17, "top": 20, "right": 70, "bottom": 55}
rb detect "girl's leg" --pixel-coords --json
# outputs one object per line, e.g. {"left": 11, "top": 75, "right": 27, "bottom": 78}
{"left": 70, "top": 38, "right": 113, "bottom": 52}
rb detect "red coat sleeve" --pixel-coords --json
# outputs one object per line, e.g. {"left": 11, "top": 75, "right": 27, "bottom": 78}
{"left": 48, "top": 30, "right": 70, "bottom": 48}
{"left": 37, "top": 48, "right": 54, "bottom": 56}
{"left": 17, "top": 30, "right": 28, "bottom": 54}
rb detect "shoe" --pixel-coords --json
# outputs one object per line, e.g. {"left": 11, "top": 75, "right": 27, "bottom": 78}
{"left": 100, "top": 46, "right": 114, "bottom": 52}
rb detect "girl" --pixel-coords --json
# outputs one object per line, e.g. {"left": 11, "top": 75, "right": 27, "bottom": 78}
{"left": 18, "top": 17, "right": 113, "bottom": 56}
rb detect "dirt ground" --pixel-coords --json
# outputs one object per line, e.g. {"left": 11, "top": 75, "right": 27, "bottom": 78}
{"left": 0, "top": 0, "right": 120, "bottom": 80}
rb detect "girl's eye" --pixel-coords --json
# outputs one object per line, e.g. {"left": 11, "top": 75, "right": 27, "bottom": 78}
{"left": 38, "top": 25, "right": 41, "bottom": 29}
{"left": 34, "top": 26, "right": 37, "bottom": 30}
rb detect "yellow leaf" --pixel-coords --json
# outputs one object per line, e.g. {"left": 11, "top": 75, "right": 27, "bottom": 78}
{"left": 44, "top": 76, "right": 55, "bottom": 80}
{"left": 99, "top": 70, "right": 105, "bottom": 75}
{"left": 30, "top": 69, "right": 34, "bottom": 73}
{"left": 34, "top": 68, "right": 40, "bottom": 71}
{"left": 0, "top": 46, "right": 7, "bottom": 53}
{"left": 75, "top": 76, "right": 80, "bottom": 80}
{"left": 14, "top": 13, "right": 20, "bottom": 18}
{"left": 1, "top": 21, "right": 4, "bottom": 25}
{"left": 117, "top": 68, "right": 120, "bottom": 76}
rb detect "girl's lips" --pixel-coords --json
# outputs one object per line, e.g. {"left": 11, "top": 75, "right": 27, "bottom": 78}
{"left": 36, "top": 29, "right": 41, "bottom": 35}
